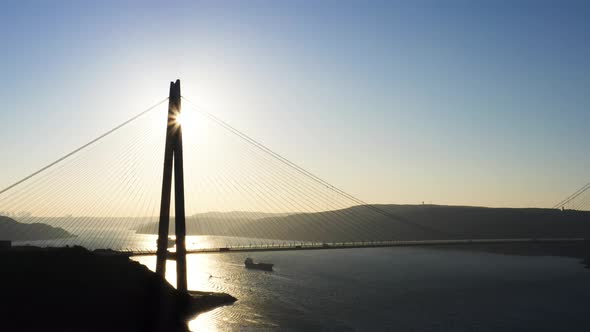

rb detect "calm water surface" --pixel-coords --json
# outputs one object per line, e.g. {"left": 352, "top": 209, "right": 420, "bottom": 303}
{"left": 134, "top": 247, "right": 590, "bottom": 331}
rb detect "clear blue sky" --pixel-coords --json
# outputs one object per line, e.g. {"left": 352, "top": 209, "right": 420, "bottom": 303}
{"left": 1, "top": 0, "right": 589, "bottom": 208}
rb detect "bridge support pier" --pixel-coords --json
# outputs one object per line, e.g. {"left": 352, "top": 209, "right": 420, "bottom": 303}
{"left": 156, "top": 79, "right": 188, "bottom": 293}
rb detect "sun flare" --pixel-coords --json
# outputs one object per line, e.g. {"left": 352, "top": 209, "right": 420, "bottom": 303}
{"left": 173, "top": 109, "right": 206, "bottom": 143}
{"left": 174, "top": 111, "right": 185, "bottom": 126}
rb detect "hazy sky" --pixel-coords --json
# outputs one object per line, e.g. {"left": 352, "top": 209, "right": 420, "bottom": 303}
{"left": 1, "top": 0, "right": 589, "bottom": 209}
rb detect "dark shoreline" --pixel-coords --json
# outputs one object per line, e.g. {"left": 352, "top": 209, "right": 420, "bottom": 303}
{"left": 0, "top": 245, "right": 236, "bottom": 332}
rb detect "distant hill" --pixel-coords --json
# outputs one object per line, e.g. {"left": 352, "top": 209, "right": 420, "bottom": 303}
{"left": 135, "top": 211, "right": 290, "bottom": 235}
{"left": 135, "top": 204, "right": 590, "bottom": 242}
{"left": 0, "top": 215, "right": 74, "bottom": 240}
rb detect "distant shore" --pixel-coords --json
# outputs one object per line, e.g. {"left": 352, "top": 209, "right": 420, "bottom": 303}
{"left": 133, "top": 205, "right": 590, "bottom": 243}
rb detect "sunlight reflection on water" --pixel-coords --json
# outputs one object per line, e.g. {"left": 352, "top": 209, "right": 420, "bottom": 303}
{"left": 132, "top": 252, "right": 235, "bottom": 331}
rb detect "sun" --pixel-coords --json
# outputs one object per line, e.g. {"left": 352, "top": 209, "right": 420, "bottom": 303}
{"left": 171, "top": 109, "right": 207, "bottom": 143}
{"left": 170, "top": 109, "right": 194, "bottom": 128}
{"left": 173, "top": 111, "right": 185, "bottom": 126}
{"left": 173, "top": 109, "right": 197, "bottom": 127}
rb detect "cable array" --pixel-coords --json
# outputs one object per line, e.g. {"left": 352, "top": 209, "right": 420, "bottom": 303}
{"left": 0, "top": 99, "right": 168, "bottom": 249}
{"left": 554, "top": 182, "right": 590, "bottom": 211}
{"left": 0, "top": 96, "right": 442, "bottom": 251}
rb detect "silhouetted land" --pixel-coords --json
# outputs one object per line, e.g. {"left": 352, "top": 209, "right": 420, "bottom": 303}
{"left": 135, "top": 204, "right": 590, "bottom": 242}
{"left": 0, "top": 246, "right": 236, "bottom": 332}
{"left": 0, "top": 215, "right": 73, "bottom": 240}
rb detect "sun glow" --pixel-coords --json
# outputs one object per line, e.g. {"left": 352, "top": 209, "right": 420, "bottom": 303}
{"left": 174, "top": 111, "right": 185, "bottom": 126}
{"left": 176, "top": 109, "right": 207, "bottom": 143}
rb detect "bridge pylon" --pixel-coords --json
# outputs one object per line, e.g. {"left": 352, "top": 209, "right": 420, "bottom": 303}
{"left": 155, "top": 79, "right": 188, "bottom": 293}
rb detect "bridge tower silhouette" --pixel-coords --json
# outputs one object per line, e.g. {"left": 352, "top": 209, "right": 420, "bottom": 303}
{"left": 155, "top": 80, "right": 188, "bottom": 292}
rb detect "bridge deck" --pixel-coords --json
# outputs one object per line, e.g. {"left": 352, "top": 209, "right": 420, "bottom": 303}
{"left": 127, "top": 238, "right": 587, "bottom": 256}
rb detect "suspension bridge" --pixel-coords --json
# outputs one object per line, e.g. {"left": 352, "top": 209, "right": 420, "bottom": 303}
{"left": 1, "top": 80, "right": 589, "bottom": 292}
